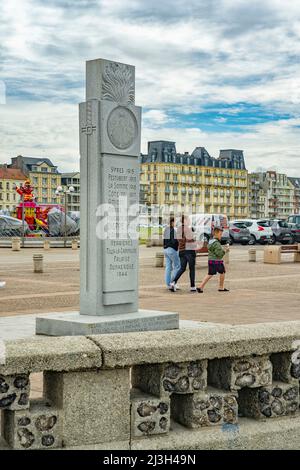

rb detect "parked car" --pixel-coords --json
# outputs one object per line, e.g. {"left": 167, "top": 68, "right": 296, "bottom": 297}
{"left": 230, "top": 219, "right": 273, "bottom": 245}
{"left": 257, "top": 219, "right": 293, "bottom": 245}
{"left": 287, "top": 214, "right": 300, "bottom": 243}
{"left": 0, "top": 215, "right": 28, "bottom": 237}
{"left": 190, "top": 213, "right": 230, "bottom": 245}
{"left": 287, "top": 214, "right": 300, "bottom": 225}
{"left": 229, "top": 222, "right": 251, "bottom": 245}
{"left": 290, "top": 224, "right": 300, "bottom": 243}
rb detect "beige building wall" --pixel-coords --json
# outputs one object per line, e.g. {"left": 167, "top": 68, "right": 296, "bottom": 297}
{"left": 0, "top": 167, "right": 27, "bottom": 214}
{"left": 141, "top": 162, "right": 249, "bottom": 219}
{"left": 29, "top": 162, "right": 62, "bottom": 205}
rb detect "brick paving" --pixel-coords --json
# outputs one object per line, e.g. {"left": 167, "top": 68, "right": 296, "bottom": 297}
{"left": 0, "top": 245, "right": 299, "bottom": 324}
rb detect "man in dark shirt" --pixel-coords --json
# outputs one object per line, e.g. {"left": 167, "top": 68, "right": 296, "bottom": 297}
{"left": 163, "top": 217, "right": 181, "bottom": 289}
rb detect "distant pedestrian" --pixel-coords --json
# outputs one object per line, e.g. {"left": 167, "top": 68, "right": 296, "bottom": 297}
{"left": 170, "top": 215, "right": 197, "bottom": 292}
{"left": 197, "top": 227, "right": 229, "bottom": 293}
{"left": 163, "top": 217, "right": 181, "bottom": 289}
{"left": 0, "top": 280, "right": 6, "bottom": 289}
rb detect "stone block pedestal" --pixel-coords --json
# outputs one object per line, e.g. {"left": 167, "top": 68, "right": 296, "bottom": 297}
{"left": 36, "top": 310, "right": 179, "bottom": 336}
{"left": 44, "top": 369, "right": 130, "bottom": 446}
{"left": 2, "top": 399, "right": 61, "bottom": 450}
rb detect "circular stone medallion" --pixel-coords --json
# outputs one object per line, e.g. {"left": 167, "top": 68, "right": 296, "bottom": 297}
{"left": 107, "top": 106, "right": 137, "bottom": 150}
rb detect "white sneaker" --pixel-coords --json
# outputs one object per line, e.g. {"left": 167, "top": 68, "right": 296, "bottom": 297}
{"left": 175, "top": 284, "right": 180, "bottom": 290}
{"left": 169, "top": 282, "right": 177, "bottom": 292}
{"left": 0, "top": 281, "right": 6, "bottom": 289}
{"left": 190, "top": 287, "right": 197, "bottom": 292}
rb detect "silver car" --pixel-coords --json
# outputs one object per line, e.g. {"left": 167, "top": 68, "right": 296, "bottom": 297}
{"left": 257, "top": 219, "right": 293, "bottom": 245}
{"left": 229, "top": 222, "right": 251, "bottom": 245}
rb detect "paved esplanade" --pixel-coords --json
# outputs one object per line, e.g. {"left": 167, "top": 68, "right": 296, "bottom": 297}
{"left": 0, "top": 245, "right": 300, "bottom": 341}
{"left": 35, "top": 58, "right": 178, "bottom": 335}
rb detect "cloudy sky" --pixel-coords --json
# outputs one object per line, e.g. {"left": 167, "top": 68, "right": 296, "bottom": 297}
{"left": 0, "top": 0, "right": 300, "bottom": 175}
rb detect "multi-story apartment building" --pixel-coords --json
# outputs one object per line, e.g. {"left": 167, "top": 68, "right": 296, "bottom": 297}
{"left": 288, "top": 177, "right": 300, "bottom": 214}
{"left": 9, "top": 156, "right": 61, "bottom": 205}
{"left": 248, "top": 173, "right": 267, "bottom": 219}
{"left": 61, "top": 172, "right": 80, "bottom": 212}
{"left": 0, "top": 165, "right": 27, "bottom": 213}
{"left": 249, "top": 171, "right": 294, "bottom": 219}
{"left": 140, "top": 141, "right": 248, "bottom": 218}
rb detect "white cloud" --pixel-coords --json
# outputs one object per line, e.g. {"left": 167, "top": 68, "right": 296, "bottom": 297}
{"left": 0, "top": 101, "right": 79, "bottom": 172}
{"left": 215, "top": 117, "right": 227, "bottom": 123}
{"left": 0, "top": 0, "right": 299, "bottom": 174}
{"left": 142, "top": 109, "right": 170, "bottom": 126}
{"left": 142, "top": 118, "right": 300, "bottom": 177}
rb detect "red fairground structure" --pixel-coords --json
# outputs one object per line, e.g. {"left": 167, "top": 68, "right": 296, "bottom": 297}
{"left": 14, "top": 180, "right": 62, "bottom": 235}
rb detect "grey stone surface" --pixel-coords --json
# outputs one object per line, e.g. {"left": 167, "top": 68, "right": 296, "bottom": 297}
{"left": 208, "top": 355, "right": 273, "bottom": 391}
{"left": 132, "top": 361, "right": 207, "bottom": 398}
{"left": 131, "top": 416, "right": 300, "bottom": 450}
{"left": 0, "top": 314, "right": 40, "bottom": 340}
{"left": 0, "top": 373, "right": 30, "bottom": 410}
{"left": 2, "top": 399, "right": 61, "bottom": 450}
{"left": 271, "top": 351, "right": 300, "bottom": 383}
{"left": 63, "top": 440, "right": 130, "bottom": 450}
{"left": 2, "top": 416, "right": 300, "bottom": 450}
{"left": 88, "top": 321, "right": 300, "bottom": 369}
{"left": 79, "top": 58, "right": 141, "bottom": 317}
{"left": 0, "top": 336, "right": 102, "bottom": 375}
{"left": 86, "top": 59, "right": 135, "bottom": 104}
{"left": 0, "top": 315, "right": 206, "bottom": 342}
{"left": 238, "top": 381, "right": 299, "bottom": 419}
{"left": 36, "top": 310, "right": 179, "bottom": 336}
{"left": 44, "top": 368, "right": 130, "bottom": 446}
{"left": 131, "top": 388, "right": 170, "bottom": 438}
{"left": 171, "top": 387, "right": 238, "bottom": 428}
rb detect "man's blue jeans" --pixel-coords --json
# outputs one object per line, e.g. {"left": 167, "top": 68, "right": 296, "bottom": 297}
{"left": 164, "top": 247, "right": 181, "bottom": 287}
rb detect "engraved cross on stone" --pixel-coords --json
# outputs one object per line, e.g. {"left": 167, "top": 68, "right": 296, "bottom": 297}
{"left": 81, "top": 124, "right": 96, "bottom": 135}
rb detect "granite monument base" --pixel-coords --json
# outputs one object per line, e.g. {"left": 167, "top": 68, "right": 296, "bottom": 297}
{"left": 35, "top": 310, "right": 179, "bottom": 336}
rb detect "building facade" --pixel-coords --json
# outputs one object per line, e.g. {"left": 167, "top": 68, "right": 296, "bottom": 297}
{"left": 249, "top": 171, "right": 295, "bottom": 219}
{"left": 248, "top": 173, "right": 267, "bottom": 219}
{"left": 61, "top": 172, "right": 80, "bottom": 212}
{"left": 0, "top": 165, "right": 27, "bottom": 213}
{"left": 140, "top": 141, "right": 249, "bottom": 218}
{"left": 10, "top": 156, "right": 61, "bottom": 205}
{"left": 288, "top": 177, "right": 300, "bottom": 214}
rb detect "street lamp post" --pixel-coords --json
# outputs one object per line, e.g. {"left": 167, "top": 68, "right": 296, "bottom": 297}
{"left": 55, "top": 185, "right": 75, "bottom": 247}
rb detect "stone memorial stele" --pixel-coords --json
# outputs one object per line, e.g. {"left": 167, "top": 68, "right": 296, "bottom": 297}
{"left": 36, "top": 58, "right": 179, "bottom": 336}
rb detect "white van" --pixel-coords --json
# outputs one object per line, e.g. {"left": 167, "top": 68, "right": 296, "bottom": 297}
{"left": 190, "top": 213, "right": 230, "bottom": 245}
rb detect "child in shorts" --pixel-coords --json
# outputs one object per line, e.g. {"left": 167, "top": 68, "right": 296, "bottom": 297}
{"left": 197, "top": 227, "right": 229, "bottom": 293}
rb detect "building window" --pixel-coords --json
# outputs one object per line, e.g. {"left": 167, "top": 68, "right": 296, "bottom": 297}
{"left": 6, "top": 182, "right": 9, "bottom": 190}
{"left": 41, "top": 167, "right": 48, "bottom": 173}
